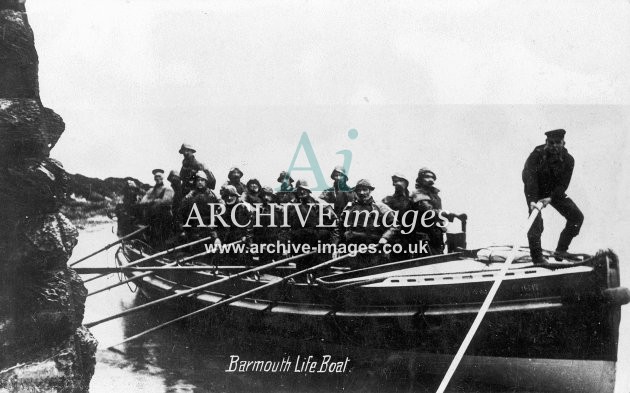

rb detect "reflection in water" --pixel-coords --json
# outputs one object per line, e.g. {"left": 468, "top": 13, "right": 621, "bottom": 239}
{"left": 77, "top": 223, "right": 628, "bottom": 393}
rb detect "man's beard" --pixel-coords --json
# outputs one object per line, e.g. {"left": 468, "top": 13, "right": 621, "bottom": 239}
{"left": 544, "top": 146, "right": 563, "bottom": 161}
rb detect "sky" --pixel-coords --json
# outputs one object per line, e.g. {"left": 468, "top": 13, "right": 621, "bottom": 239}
{"left": 23, "top": 0, "right": 630, "bottom": 245}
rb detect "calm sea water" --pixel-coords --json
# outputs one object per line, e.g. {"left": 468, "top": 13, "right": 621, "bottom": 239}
{"left": 74, "top": 221, "right": 629, "bottom": 393}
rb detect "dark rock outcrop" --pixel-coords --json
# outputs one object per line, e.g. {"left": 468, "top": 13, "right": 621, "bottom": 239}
{"left": 0, "top": 1, "right": 97, "bottom": 391}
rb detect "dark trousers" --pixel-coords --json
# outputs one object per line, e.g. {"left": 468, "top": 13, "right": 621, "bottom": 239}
{"left": 527, "top": 196, "right": 584, "bottom": 258}
{"left": 410, "top": 229, "right": 444, "bottom": 256}
{"left": 343, "top": 231, "right": 384, "bottom": 268}
{"left": 289, "top": 228, "right": 332, "bottom": 269}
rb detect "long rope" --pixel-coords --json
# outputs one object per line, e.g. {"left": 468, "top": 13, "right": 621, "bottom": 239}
{"left": 435, "top": 203, "right": 544, "bottom": 393}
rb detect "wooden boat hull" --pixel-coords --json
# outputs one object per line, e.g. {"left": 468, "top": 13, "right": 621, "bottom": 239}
{"left": 115, "top": 242, "right": 626, "bottom": 364}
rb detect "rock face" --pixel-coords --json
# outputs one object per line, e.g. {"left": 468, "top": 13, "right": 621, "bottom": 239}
{"left": 0, "top": 2, "right": 97, "bottom": 392}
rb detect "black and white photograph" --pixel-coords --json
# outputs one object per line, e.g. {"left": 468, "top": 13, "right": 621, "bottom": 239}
{"left": 1, "top": 1, "right": 629, "bottom": 392}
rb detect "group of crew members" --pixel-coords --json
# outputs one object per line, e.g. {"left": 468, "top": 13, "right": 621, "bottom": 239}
{"left": 119, "top": 143, "right": 467, "bottom": 268}
{"left": 122, "top": 128, "right": 584, "bottom": 268}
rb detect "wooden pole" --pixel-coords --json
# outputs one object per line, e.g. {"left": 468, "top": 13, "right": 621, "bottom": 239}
{"left": 86, "top": 241, "right": 243, "bottom": 297}
{"left": 87, "top": 262, "right": 176, "bottom": 296}
{"left": 105, "top": 253, "right": 350, "bottom": 349}
{"left": 79, "top": 265, "right": 298, "bottom": 274}
{"left": 85, "top": 251, "right": 317, "bottom": 328}
{"left": 435, "top": 203, "right": 544, "bottom": 393}
{"left": 82, "top": 234, "right": 217, "bottom": 283}
{"left": 69, "top": 226, "right": 147, "bottom": 267}
{"left": 88, "top": 240, "right": 249, "bottom": 296}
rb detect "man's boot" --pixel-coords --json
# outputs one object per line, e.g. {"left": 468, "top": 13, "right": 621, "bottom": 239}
{"left": 555, "top": 231, "right": 574, "bottom": 261}
{"left": 528, "top": 237, "right": 548, "bottom": 265}
{"left": 532, "top": 254, "right": 550, "bottom": 266}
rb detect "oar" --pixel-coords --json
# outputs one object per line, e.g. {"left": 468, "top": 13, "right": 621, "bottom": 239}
{"left": 87, "top": 261, "right": 177, "bottom": 296}
{"left": 85, "top": 251, "right": 317, "bottom": 328}
{"left": 435, "top": 202, "right": 544, "bottom": 393}
{"left": 105, "top": 253, "right": 351, "bottom": 349}
{"left": 87, "top": 240, "right": 244, "bottom": 297}
{"left": 79, "top": 265, "right": 298, "bottom": 274}
{"left": 69, "top": 226, "right": 148, "bottom": 267}
{"left": 82, "top": 234, "right": 217, "bottom": 283}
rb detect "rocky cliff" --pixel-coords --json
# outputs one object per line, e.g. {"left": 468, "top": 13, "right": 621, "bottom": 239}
{"left": 0, "top": 1, "right": 98, "bottom": 392}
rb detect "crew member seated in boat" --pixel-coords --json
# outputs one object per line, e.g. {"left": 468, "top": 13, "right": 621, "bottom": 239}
{"left": 409, "top": 168, "right": 446, "bottom": 255}
{"left": 167, "top": 169, "right": 183, "bottom": 231}
{"left": 216, "top": 184, "right": 253, "bottom": 265}
{"left": 383, "top": 173, "right": 412, "bottom": 213}
{"left": 522, "top": 129, "right": 584, "bottom": 265}
{"left": 139, "top": 169, "right": 175, "bottom": 245}
{"left": 275, "top": 171, "right": 296, "bottom": 204}
{"left": 410, "top": 167, "right": 466, "bottom": 255}
{"left": 222, "top": 167, "right": 246, "bottom": 195}
{"left": 116, "top": 179, "right": 143, "bottom": 236}
{"left": 409, "top": 168, "right": 465, "bottom": 255}
{"left": 250, "top": 187, "right": 283, "bottom": 265}
{"left": 242, "top": 178, "right": 264, "bottom": 205}
{"left": 178, "top": 143, "right": 216, "bottom": 195}
{"left": 319, "top": 165, "right": 355, "bottom": 216}
{"left": 382, "top": 173, "right": 413, "bottom": 260}
{"left": 333, "top": 179, "right": 399, "bottom": 267}
{"left": 284, "top": 179, "right": 336, "bottom": 269}
{"left": 179, "top": 170, "right": 220, "bottom": 250}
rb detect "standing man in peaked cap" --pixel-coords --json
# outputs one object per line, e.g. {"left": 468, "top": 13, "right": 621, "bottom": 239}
{"left": 178, "top": 143, "right": 216, "bottom": 196}
{"left": 522, "top": 129, "right": 584, "bottom": 264}
{"left": 140, "top": 169, "right": 174, "bottom": 206}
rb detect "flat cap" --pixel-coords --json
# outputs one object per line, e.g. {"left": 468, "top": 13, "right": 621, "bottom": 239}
{"left": 179, "top": 143, "right": 196, "bottom": 154}
{"left": 545, "top": 129, "right": 566, "bottom": 139}
{"left": 355, "top": 179, "right": 375, "bottom": 190}
{"left": 152, "top": 169, "right": 165, "bottom": 176}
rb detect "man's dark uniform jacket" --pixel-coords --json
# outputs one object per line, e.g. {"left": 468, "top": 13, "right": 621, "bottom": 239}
{"left": 521, "top": 144, "right": 583, "bottom": 260}
{"left": 522, "top": 144, "right": 574, "bottom": 204}
{"left": 180, "top": 156, "right": 216, "bottom": 194}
